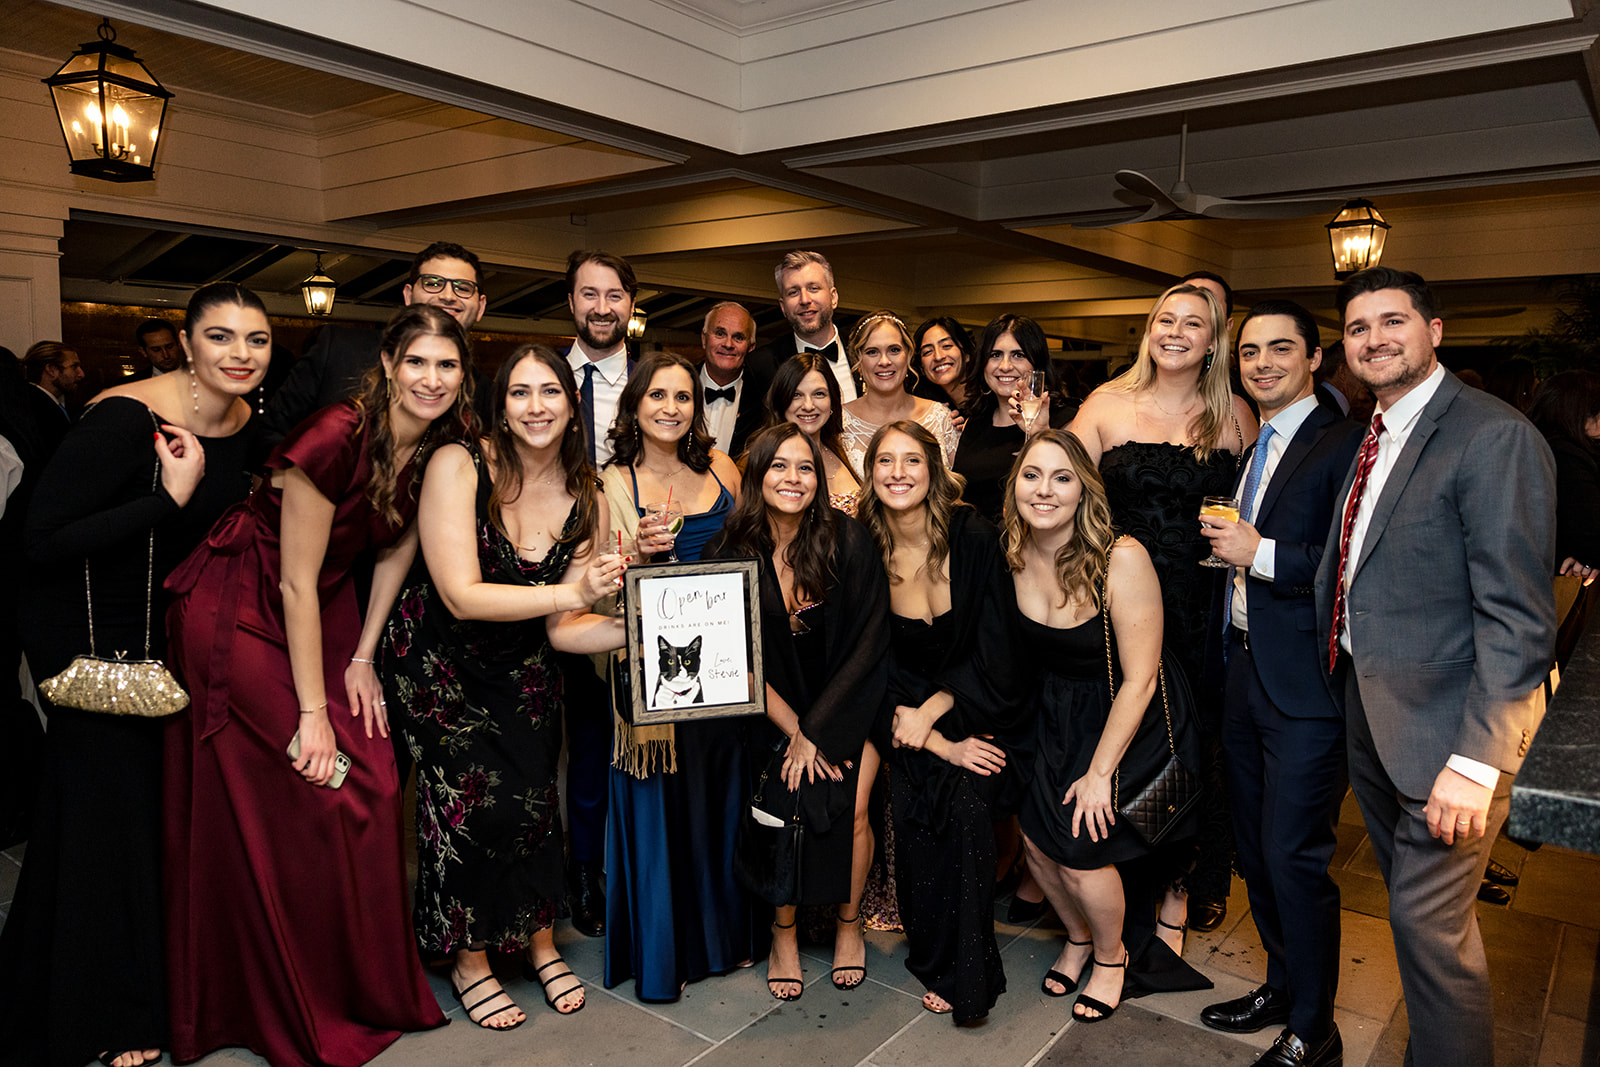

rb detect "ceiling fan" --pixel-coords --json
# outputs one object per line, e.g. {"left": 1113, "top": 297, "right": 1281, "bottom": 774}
{"left": 1075, "top": 119, "right": 1352, "bottom": 228}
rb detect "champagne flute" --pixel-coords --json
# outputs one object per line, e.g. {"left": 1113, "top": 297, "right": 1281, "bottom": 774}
{"left": 1197, "top": 495, "right": 1239, "bottom": 568}
{"left": 644, "top": 502, "right": 686, "bottom": 562}
{"left": 1018, "top": 371, "right": 1048, "bottom": 434}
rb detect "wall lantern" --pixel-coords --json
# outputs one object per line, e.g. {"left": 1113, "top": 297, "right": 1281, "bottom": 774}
{"left": 301, "top": 253, "right": 337, "bottom": 316}
{"left": 626, "top": 308, "right": 648, "bottom": 340}
{"left": 43, "top": 19, "right": 172, "bottom": 183}
{"left": 1326, "top": 199, "right": 1390, "bottom": 280}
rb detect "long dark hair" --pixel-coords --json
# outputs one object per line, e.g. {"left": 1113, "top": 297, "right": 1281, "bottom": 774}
{"left": 487, "top": 344, "right": 598, "bottom": 548}
{"left": 606, "top": 350, "right": 714, "bottom": 472}
{"left": 911, "top": 316, "right": 974, "bottom": 405}
{"left": 961, "top": 313, "right": 1059, "bottom": 421}
{"left": 1529, "top": 368, "right": 1600, "bottom": 452}
{"left": 720, "top": 422, "right": 837, "bottom": 605}
{"left": 765, "top": 352, "right": 851, "bottom": 469}
{"left": 854, "top": 420, "right": 968, "bottom": 584}
{"left": 352, "top": 304, "right": 476, "bottom": 526}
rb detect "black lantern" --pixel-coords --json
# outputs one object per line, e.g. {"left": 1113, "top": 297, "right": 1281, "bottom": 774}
{"left": 43, "top": 19, "right": 172, "bottom": 183}
{"left": 301, "top": 253, "right": 337, "bottom": 317}
{"left": 626, "top": 308, "right": 647, "bottom": 340}
{"left": 1326, "top": 199, "right": 1390, "bottom": 280}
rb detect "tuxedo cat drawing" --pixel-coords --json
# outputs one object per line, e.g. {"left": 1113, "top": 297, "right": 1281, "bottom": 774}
{"left": 652, "top": 634, "right": 704, "bottom": 707}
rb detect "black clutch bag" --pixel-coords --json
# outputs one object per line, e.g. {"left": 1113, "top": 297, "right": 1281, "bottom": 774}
{"left": 732, "top": 757, "right": 804, "bottom": 906}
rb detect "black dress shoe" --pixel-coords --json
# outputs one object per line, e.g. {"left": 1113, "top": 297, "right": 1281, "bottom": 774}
{"left": 1200, "top": 985, "right": 1290, "bottom": 1034}
{"left": 1477, "top": 881, "right": 1510, "bottom": 906}
{"left": 569, "top": 863, "right": 606, "bottom": 938}
{"left": 1190, "top": 897, "right": 1228, "bottom": 932}
{"left": 1484, "top": 859, "right": 1519, "bottom": 886}
{"left": 1252, "top": 1026, "right": 1342, "bottom": 1067}
{"left": 1007, "top": 895, "right": 1049, "bottom": 924}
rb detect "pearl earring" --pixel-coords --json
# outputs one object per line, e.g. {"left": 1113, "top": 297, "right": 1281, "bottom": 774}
{"left": 189, "top": 366, "right": 199, "bottom": 413}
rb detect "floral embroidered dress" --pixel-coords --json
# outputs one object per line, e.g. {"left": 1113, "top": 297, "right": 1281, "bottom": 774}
{"left": 381, "top": 447, "right": 575, "bottom": 953}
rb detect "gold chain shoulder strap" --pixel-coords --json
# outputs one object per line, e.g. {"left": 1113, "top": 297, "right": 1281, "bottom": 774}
{"left": 1101, "top": 536, "right": 1176, "bottom": 810}
{"left": 84, "top": 410, "right": 162, "bottom": 659}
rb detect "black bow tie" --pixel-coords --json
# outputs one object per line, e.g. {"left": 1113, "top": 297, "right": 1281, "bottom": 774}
{"left": 803, "top": 341, "right": 840, "bottom": 362}
{"left": 704, "top": 386, "right": 736, "bottom": 404}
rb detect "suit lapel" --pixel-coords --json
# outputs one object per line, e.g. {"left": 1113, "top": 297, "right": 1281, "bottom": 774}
{"left": 1255, "top": 406, "right": 1332, "bottom": 527}
{"left": 1353, "top": 375, "right": 1459, "bottom": 576}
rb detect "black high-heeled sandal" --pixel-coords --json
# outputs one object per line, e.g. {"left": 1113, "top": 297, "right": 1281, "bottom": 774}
{"left": 831, "top": 910, "right": 867, "bottom": 990}
{"left": 1072, "top": 953, "right": 1128, "bottom": 1023}
{"left": 1041, "top": 936, "right": 1093, "bottom": 997}
{"left": 767, "top": 920, "right": 804, "bottom": 1001}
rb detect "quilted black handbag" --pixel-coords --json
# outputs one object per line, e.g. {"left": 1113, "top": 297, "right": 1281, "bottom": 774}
{"left": 1099, "top": 553, "right": 1203, "bottom": 847}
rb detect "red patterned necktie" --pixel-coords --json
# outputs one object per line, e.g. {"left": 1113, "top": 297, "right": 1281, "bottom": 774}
{"left": 1328, "top": 413, "right": 1385, "bottom": 671}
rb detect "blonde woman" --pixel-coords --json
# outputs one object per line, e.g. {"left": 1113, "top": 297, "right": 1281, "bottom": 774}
{"left": 1067, "top": 283, "right": 1256, "bottom": 947}
{"left": 839, "top": 311, "right": 961, "bottom": 480}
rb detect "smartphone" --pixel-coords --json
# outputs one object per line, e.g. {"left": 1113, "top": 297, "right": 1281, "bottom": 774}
{"left": 286, "top": 730, "right": 352, "bottom": 789}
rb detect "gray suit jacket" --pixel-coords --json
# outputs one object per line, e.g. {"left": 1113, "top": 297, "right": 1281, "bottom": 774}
{"left": 1313, "top": 371, "right": 1556, "bottom": 798}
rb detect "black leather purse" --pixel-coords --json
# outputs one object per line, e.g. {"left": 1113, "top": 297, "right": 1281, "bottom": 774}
{"left": 733, "top": 755, "right": 804, "bottom": 906}
{"left": 1100, "top": 552, "right": 1203, "bottom": 847}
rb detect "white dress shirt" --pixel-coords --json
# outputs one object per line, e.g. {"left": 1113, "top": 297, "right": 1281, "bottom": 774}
{"left": 1337, "top": 364, "right": 1498, "bottom": 789}
{"left": 699, "top": 364, "right": 742, "bottom": 455}
{"left": 569, "top": 342, "right": 630, "bottom": 466}
{"left": 797, "top": 328, "right": 858, "bottom": 404}
{"left": 1230, "top": 392, "right": 1320, "bottom": 631}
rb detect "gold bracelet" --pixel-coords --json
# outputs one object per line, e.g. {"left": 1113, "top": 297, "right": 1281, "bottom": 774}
{"left": 299, "top": 702, "right": 327, "bottom": 715}
{"left": 351, "top": 656, "right": 375, "bottom": 665}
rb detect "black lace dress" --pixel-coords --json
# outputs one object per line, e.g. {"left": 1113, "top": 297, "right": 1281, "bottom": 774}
{"left": 381, "top": 450, "right": 573, "bottom": 953}
{"left": 1098, "top": 439, "right": 1235, "bottom": 987}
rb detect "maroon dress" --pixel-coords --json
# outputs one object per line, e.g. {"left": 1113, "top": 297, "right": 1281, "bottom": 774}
{"left": 163, "top": 402, "right": 447, "bottom": 1067}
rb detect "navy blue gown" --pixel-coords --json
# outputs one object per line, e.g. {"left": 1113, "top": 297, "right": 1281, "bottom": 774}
{"left": 603, "top": 469, "right": 758, "bottom": 1001}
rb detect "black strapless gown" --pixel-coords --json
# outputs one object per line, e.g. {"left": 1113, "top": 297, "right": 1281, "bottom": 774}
{"left": 1099, "top": 439, "right": 1238, "bottom": 936}
{"left": 1098, "top": 441, "right": 1234, "bottom": 688}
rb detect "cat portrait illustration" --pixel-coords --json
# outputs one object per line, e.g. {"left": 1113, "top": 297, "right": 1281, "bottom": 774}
{"left": 652, "top": 634, "right": 704, "bottom": 707}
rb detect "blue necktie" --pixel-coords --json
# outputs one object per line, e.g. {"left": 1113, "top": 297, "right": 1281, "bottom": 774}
{"left": 1239, "top": 423, "right": 1275, "bottom": 523}
{"left": 1226, "top": 423, "right": 1276, "bottom": 644}
{"left": 580, "top": 363, "right": 597, "bottom": 462}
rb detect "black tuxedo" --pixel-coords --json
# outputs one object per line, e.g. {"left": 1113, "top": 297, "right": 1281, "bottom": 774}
{"left": 1216, "top": 402, "right": 1363, "bottom": 1042}
{"left": 725, "top": 376, "right": 767, "bottom": 459}
{"left": 745, "top": 333, "right": 861, "bottom": 423}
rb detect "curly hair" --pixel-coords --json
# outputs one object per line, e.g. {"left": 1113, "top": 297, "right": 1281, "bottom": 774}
{"left": 719, "top": 422, "right": 837, "bottom": 605}
{"left": 486, "top": 344, "right": 598, "bottom": 548}
{"left": 854, "top": 420, "right": 968, "bottom": 585}
{"left": 352, "top": 304, "right": 477, "bottom": 527}
{"left": 1099, "top": 283, "right": 1235, "bottom": 462}
{"left": 1002, "top": 429, "right": 1116, "bottom": 611}
{"left": 606, "top": 350, "right": 714, "bottom": 472}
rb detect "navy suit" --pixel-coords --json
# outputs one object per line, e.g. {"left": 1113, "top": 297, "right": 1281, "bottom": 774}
{"left": 561, "top": 347, "right": 634, "bottom": 868}
{"left": 1219, "top": 403, "right": 1363, "bottom": 1041}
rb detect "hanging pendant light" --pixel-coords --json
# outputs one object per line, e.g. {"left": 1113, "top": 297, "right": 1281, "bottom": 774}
{"left": 43, "top": 19, "right": 172, "bottom": 183}
{"left": 1326, "top": 199, "right": 1391, "bottom": 280}
{"left": 301, "top": 253, "right": 337, "bottom": 316}
{"left": 626, "top": 307, "right": 648, "bottom": 340}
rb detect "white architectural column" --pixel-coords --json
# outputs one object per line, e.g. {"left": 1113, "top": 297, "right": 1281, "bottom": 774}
{"left": 0, "top": 209, "right": 65, "bottom": 357}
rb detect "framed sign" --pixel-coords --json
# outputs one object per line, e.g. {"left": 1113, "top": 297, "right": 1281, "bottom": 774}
{"left": 620, "top": 557, "right": 765, "bottom": 725}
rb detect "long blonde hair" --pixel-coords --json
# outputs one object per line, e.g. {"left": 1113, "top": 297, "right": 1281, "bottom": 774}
{"left": 1002, "top": 429, "right": 1117, "bottom": 611}
{"left": 1101, "top": 283, "right": 1234, "bottom": 462}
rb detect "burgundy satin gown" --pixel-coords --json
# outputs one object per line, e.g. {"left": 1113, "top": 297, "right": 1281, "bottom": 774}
{"left": 163, "top": 402, "right": 447, "bottom": 1067}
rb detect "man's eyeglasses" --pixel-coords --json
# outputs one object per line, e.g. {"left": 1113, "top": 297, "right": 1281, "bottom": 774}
{"left": 415, "top": 274, "right": 479, "bottom": 299}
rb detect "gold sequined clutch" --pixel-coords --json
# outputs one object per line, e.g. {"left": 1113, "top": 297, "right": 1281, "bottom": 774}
{"left": 40, "top": 654, "right": 188, "bottom": 717}
{"left": 38, "top": 420, "right": 189, "bottom": 718}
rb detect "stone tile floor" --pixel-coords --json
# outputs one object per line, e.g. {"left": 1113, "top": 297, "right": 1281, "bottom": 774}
{"left": 2, "top": 788, "right": 1596, "bottom": 1067}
